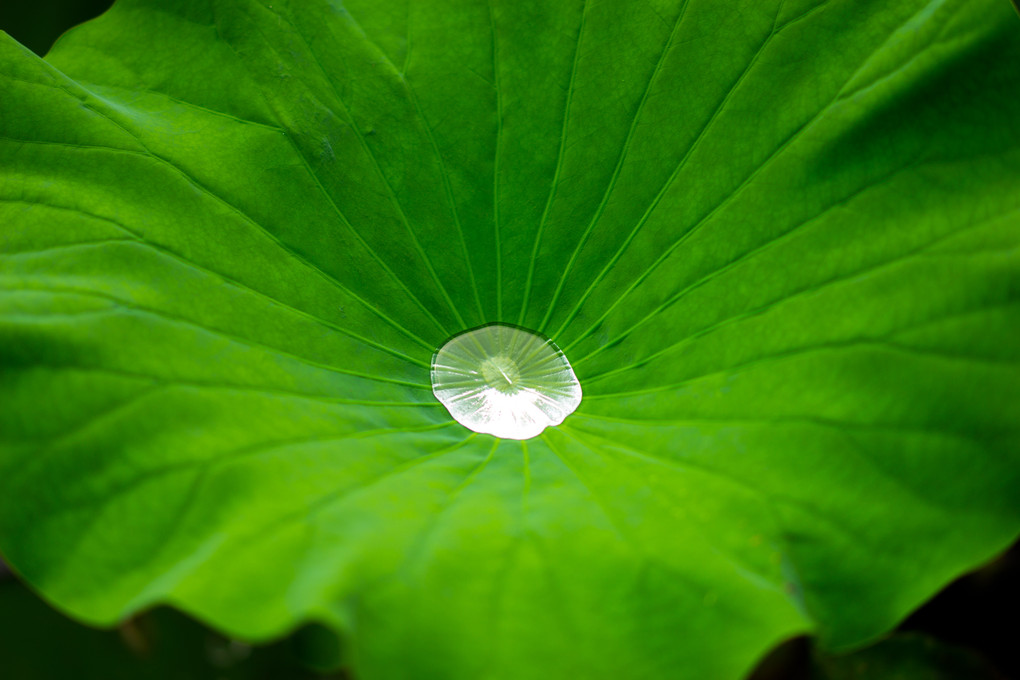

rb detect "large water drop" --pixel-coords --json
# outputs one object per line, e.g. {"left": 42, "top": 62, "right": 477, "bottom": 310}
{"left": 431, "top": 324, "right": 582, "bottom": 440}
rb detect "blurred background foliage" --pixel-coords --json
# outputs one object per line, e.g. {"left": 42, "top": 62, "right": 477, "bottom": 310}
{"left": 0, "top": 562, "right": 346, "bottom": 679}
{"left": 0, "top": 0, "right": 112, "bottom": 56}
{"left": 0, "top": 1, "right": 1017, "bottom": 678}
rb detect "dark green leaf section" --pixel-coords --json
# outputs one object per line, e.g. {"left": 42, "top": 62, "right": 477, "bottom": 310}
{"left": 813, "top": 634, "right": 1001, "bottom": 680}
{"left": 1, "top": 1, "right": 1019, "bottom": 679}
{"left": 0, "top": 575, "right": 345, "bottom": 679}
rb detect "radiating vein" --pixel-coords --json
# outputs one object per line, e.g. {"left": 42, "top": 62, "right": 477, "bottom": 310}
{"left": 554, "top": 0, "right": 911, "bottom": 345}
{"left": 0, "top": 72, "right": 443, "bottom": 349}
{"left": 569, "top": 158, "right": 919, "bottom": 364}
{"left": 251, "top": 1, "right": 467, "bottom": 330}
{"left": 549, "top": 2, "right": 793, "bottom": 341}
{"left": 584, "top": 313, "right": 1019, "bottom": 401}
{"left": 489, "top": 0, "right": 504, "bottom": 320}
{"left": 0, "top": 198, "right": 432, "bottom": 367}
{"left": 537, "top": 0, "right": 692, "bottom": 333}
{"left": 577, "top": 206, "right": 1020, "bottom": 374}
{"left": 518, "top": 0, "right": 589, "bottom": 326}
{"left": 569, "top": 412, "right": 990, "bottom": 442}
{"left": 4, "top": 283, "right": 432, "bottom": 388}
{"left": 27, "top": 422, "right": 464, "bottom": 529}
{"left": 339, "top": 7, "right": 489, "bottom": 324}
{"left": 210, "top": 5, "right": 459, "bottom": 337}
{"left": 558, "top": 426, "right": 787, "bottom": 590}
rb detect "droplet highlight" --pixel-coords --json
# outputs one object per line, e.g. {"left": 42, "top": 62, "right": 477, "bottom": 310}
{"left": 431, "top": 324, "right": 582, "bottom": 440}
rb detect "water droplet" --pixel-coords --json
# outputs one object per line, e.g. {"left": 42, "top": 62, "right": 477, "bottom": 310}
{"left": 431, "top": 324, "right": 582, "bottom": 440}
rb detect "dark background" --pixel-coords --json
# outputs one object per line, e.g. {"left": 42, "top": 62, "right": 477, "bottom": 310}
{"left": 1, "top": 2, "right": 1018, "bottom": 678}
{"left": 1, "top": 0, "right": 113, "bottom": 57}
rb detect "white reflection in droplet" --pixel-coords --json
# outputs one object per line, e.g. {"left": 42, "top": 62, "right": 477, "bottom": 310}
{"left": 431, "top": 324, "right": 582, "bottom": 440}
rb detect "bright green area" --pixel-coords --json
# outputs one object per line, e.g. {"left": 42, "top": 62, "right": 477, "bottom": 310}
{"left": 1, "top": 1, "right": 1019, "bottom": 678}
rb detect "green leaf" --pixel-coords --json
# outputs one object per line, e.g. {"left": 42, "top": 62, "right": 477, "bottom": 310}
{"left": 1, "top": 1, "right": 1019, "bottom": 678}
